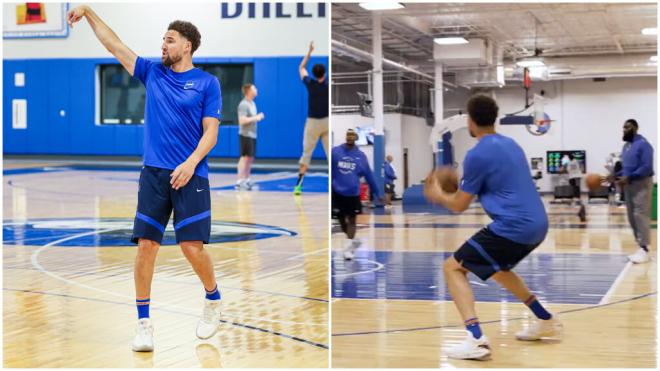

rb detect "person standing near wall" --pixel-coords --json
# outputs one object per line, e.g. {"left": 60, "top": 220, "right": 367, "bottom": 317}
{"left": 236, "top": 83, "right": 264, "bottom": 190}
{"left": 68, "top": 5, "right": 223, "bottom": 352}
{"left": 294, "top": 41, "right": 329, "bottom": 195}
{"left": 615, "top": 119, "right": 654, "bottom": 264}
{"left": 383, "top": 155, "right": 397, "bottom": 208}
{"left": 332, "top": 129, "right": 382, "bottom": 260}
{"left": 567, "top": 154, "right": 586, "bottom": 222}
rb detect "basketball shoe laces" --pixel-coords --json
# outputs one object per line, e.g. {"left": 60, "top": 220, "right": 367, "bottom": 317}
{"left": 203, "top": 302, "right": 218, "bottom": 324}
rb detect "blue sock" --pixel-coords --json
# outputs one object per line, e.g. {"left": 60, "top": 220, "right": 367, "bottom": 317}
{"left": 465, "top": 317, "right": 482, "bottom": 339}
{"left": 640, "top": 245, "right": 649, "bottom": 252}
{"left": 525, "top": 295, "right": 552, "bottom": 320}
{"left": 136, "top": 298, "right": 150, "bottom": 319}
{"left": 205, "top": 285, "right": 221, "bottom": 301}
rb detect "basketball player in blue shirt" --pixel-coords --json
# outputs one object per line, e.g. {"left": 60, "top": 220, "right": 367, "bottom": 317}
{"left": 424, "top": 95, "right": 563, "bottom": 360}
{"left": 68, "top": 6, "right": 222, "bottom": 352}
{"left": 332, "top": 129, "right": 382, "bottom": 260}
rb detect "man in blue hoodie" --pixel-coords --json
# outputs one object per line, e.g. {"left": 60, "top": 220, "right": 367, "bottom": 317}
{"left": 424, "top": 94, "right": 561, "bottom": 360}
{"left": 383, "top": 155, "right": 397, "bottom": 208}
{"left": 617, "top": 119, "right": 654, "bottom": 264}
{"left": 332, "top": 129, "right": 381, "bottom": 260}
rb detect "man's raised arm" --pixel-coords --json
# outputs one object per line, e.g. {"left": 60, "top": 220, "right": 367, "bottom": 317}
{"left": 68, "top": 5, "right": 138, "bottom": 76}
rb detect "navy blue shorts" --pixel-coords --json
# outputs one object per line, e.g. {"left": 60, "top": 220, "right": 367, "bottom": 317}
{"left": 453, "top": 227, "right": 541, "bottom": 281}
{"left": 131, "top": 166, "right": 211, "bottom": 245}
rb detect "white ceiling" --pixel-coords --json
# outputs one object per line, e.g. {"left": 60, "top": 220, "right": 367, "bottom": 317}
{"left": 332, "top": 2, "right": 658, "bottom": 77}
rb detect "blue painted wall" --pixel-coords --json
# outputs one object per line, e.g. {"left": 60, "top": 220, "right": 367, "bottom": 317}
{"left": 3, "top": 56, "right": 328, "bottom": 160}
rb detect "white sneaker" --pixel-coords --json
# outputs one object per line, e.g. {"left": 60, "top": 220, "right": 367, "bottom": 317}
{"left": 343, "top": 239, "right": 361, "bottom": 260}
{"left": 131, "top": 318, "right": 154, "bottom": 352}
{"left": 196, "top": 299, "right": 221, "bottom": 340}
{"left": 516, "top": 317, "right": 563, "bottom": 341}
{"left": 628, "top": 248, "right": 650, "bottom": 264}
{"left": 446, "top": 331, "right": 491, "bottom": 360}
{"left": 343, "top": 249, "right": 355, "bottom": 260}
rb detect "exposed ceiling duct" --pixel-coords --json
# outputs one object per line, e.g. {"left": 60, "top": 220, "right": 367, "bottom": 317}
{"left": 332, "top": 39, "right": 456, "bottom": 87}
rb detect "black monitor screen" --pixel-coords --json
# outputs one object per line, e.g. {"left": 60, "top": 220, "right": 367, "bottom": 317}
{"left": 546, "top": 150, "right": 586, "bottom": 174}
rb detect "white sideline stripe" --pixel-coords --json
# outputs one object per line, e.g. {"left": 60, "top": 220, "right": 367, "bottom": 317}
{"left": 599, "top": 261, "right": 633, "bottom": 305}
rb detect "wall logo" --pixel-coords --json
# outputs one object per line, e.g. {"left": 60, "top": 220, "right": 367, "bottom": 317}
{"left": 221, "top": 2, "right": 326, "bottom": 19}
{"left": 3, "top": 218, "right": 296, "bottom": 247}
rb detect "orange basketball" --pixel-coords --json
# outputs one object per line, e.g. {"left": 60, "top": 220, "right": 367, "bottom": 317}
{"left": 585, "top": 173, "right": 602, "bottom": 191}
{"left": 434, "top": 167, "right": 459, "bottom": 193}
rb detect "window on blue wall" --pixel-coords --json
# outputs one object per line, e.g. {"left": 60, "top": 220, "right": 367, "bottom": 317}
{"left": 99, "top": 63, "right": 253, "bottom": 126}
{"left": 100, "top": 64, "right": 146, "bottom": 124}
{"left": 197, "top": 64, "right": 253, "bottom": 125}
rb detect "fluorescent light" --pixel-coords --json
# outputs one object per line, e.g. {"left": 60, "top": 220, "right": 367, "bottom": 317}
{"left": 359, "top": 2, "right": 404, "bottom": 11}
{"left": 434, "top": 37, "right": 469, "bottom": 45}
{"left": 651, "top": 56, "right": 658, "bottom": 62}
{"left": 528, "top": 66, "right": 548, "bottom": 80}
{"left": 641, "top": 28, "right": 657, "bottom": 35}
{"left": 517, "top": 59, "right": 545, "bottom": 68}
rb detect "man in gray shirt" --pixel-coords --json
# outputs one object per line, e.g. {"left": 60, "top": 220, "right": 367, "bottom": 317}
{"left": 236, "top": 83, "right": 264, "bottom": 190}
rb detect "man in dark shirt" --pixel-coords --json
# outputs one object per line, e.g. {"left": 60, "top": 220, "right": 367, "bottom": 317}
{"left": 294, "top": 41, "right": 329, "bottom": 195}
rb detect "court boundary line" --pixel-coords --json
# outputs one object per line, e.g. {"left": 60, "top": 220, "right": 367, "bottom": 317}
{"left": 3, "top": 288, "right": 328, "bottom": 350}
{"left": 30, "top": 229, "right": 327, "bottom": 327}
{"left": 599, "top": 260, "right": 634, "bottom": 305}
{"left": 3, "top": 265, "right": 330, "bottom": 303}
{"left": 332, "top": 291, "right": 656, "bottom": 337}
{"left": 332, "top": 259, "right": 385, "bottom": 277}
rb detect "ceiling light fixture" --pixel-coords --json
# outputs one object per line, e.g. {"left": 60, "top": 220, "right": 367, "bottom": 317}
{"left": 358, "top": 2, "right": 404, "bottom": 11}
{"left": 516, "top": 59, "right": 545, "bottom": 68}
{"left": 434, "top": 37, "right": 469, "bottom": 45}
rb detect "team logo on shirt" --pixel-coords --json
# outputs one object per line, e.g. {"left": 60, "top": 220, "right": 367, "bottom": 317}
{"left": 338, "top": 156, "right": 357, "bottom": 175}
{"left": 3, "top": 218, "right": 297, "bottom": 247}
{"left": 184, "top": 81, "right": 195, "bottom": 89}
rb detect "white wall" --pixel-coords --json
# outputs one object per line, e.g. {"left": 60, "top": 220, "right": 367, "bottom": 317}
{"left": 3, "top": 2, "right": 329, "bottom": 59}
{"left": 450, "top": 76, "right": 657, "bottom": 192}
{"left": 331, "top": 113, "right": 434, "bottom": 192}
{"left": 401, "top": 115, "right": 434, "bottom": 187}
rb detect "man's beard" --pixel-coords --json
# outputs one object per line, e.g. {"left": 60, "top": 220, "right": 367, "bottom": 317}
{"left": 623, "top": 132, "right": 634, "bottom": 142}
{"left": 469, "top": 127, "right": 476, "bottom": 138}
{"left": 162, "top": 53, "right": 181, "bottom": 67}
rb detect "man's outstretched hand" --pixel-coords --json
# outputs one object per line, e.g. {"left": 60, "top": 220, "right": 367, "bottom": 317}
{"left": 67, "top": 5, "right": 88, "bottom": 28}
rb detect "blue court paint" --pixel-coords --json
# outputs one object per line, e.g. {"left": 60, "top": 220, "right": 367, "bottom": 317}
{"left": 332, "top": 251, "right": 628, "bottom": 305}
{"left": 3, "top": 218, "right": 296, "bottom": 247}
{"left": 3, "top": 167, "right": 71, "bottom": 176}
{"left": 211, "top": 175, "right": 328, "bottom": 193}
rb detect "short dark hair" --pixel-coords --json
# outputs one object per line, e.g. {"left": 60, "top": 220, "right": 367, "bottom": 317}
{"left": 168, "top": 20, "right": 201, "bottom": 54}
{"left": 312, "top": 64, "right": 326, "bottom": 79}
{"left": 625, "top": 118, "right": 638, "bottom": 129}
{"left": 467, "top": 94, "right": 499, "bottom": 127}
{"left": 242, "top": 83, "right": 254, "bottom": 95}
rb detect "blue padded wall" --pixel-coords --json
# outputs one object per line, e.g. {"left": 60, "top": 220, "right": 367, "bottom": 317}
{"left": 3, "top": 56, "right": 328, "bottom": 160}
